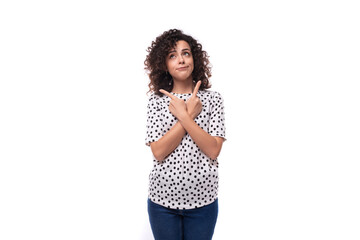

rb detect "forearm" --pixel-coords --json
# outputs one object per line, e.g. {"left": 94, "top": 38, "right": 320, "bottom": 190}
{"left": 178, "top": 113, "right": 221, "bottom": 160}
{"left": 150, "top": 121, "right": 186, "bottom": 161}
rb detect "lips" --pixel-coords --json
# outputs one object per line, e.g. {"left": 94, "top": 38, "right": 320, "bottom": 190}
{"left": 177, "top": 66, "right": 189, "bottom": 71}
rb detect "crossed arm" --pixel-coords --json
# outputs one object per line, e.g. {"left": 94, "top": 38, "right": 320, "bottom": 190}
{"left": 149, "top": 81, "right": 224, "bottom": 161}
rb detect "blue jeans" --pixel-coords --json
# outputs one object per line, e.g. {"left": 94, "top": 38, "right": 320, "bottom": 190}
{"left": 147, "top": 198, "right": 218, "bottom": 240}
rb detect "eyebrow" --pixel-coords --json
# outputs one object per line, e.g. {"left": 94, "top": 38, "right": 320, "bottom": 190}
{"left": 168, "top": 48, "right": 191, "bottom": 54}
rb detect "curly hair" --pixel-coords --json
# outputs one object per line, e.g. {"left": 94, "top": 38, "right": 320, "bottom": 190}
{"left": 144, "top": 29, "right": 212, "bottom": 96}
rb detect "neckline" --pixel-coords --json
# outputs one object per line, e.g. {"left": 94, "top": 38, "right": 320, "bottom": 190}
{"left": 170, "top": 92, "right": 192, "bottom": 95}
{"left": 170, "top": 90, "right": 202, "bottom": 95}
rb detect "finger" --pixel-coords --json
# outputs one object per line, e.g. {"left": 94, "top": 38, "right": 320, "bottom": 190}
{"left": 192, "top": 81, "right": 202, "bottom": 96}
{"left": 159, "top": 89, "right": 175, "bottom": 99}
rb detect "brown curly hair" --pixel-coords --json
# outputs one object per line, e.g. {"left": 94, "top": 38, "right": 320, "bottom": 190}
{"left": 144, "top": 29, "right": 212, "bottom": 96}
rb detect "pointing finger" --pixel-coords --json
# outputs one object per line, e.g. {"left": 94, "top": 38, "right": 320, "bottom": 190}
{"left": 159, "top": 89, "right": 175, "bottom": 99}
{"left": 192, "top": 80, "right": 201, "bottom": 96}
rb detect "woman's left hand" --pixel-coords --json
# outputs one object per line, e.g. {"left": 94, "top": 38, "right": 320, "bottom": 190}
{"left": 159, "top": 89, "right": 188, "bottom": 120}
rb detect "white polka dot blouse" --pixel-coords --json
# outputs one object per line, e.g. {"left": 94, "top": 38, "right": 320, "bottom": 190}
{"left": 145, "top": 90, "right": 226, "bottom": 209}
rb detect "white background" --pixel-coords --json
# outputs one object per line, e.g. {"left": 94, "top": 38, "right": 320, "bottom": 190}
{"left": 1, "top": 0, "right": 359, "bottom": 239}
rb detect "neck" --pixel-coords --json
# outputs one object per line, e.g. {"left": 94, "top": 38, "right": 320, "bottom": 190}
{"left": 171, "top": 77, "right": 194, "bottom": 94}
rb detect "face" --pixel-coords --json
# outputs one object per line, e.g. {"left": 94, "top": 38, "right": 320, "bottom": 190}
{"left": 165, "top": 40, "right": 194, "bottom": 82}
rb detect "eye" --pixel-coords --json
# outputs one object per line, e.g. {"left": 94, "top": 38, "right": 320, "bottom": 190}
{"left": 184, "top": 52, "right": 191, "bottom": 56}
{"left": 169, "top": 54, "right": 176, "bottom": 59}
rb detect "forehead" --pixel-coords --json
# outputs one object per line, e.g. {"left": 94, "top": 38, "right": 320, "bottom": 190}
{"left": 170, "top": 40, "right": 191, "bottom": 51}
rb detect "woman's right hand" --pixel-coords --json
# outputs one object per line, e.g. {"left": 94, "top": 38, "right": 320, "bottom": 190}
{"left": 186, "top": 81, "right": 202, "bottom": 119}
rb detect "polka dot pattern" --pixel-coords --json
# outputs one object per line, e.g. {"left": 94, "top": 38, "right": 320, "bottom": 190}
{"left": 145, "top": 90, "right": 226, "bottom": 209}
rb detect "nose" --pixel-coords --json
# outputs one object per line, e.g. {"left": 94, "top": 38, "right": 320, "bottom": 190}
{"left": 179, "top": 55, "right": 185, "bottom": 64}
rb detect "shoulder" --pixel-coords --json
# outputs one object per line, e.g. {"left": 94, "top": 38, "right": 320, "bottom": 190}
{"left": 147, "top": 92, "right": 166, "bottom": 110}
{"left": 200, "top": 90, "right": 224, "bottom": 101}
{"left": 147, "top": 92, "right": 163, "bottom": 102}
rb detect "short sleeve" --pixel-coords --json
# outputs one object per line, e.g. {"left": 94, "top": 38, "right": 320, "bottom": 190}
{"left": 208, "top": 91, "right": 226, "bottom": 141}
{"left": 145, "top": 94, "right": 164, "bottom": 146}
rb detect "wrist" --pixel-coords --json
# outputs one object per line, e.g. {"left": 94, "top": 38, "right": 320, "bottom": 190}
{"left": 187, "top": 111, "right": 195, "bottom": 119}
{"left": 178, "top": 111, "right": 192, "bottom": 123}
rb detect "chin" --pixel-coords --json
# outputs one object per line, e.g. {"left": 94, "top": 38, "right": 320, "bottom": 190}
{"left": 175, "top": 74, "right": 192, "bottom": 81}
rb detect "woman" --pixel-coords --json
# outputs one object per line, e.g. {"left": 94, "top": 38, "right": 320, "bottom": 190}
{"left": 144, "top": 29, "right": 226, "bottom": 240}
